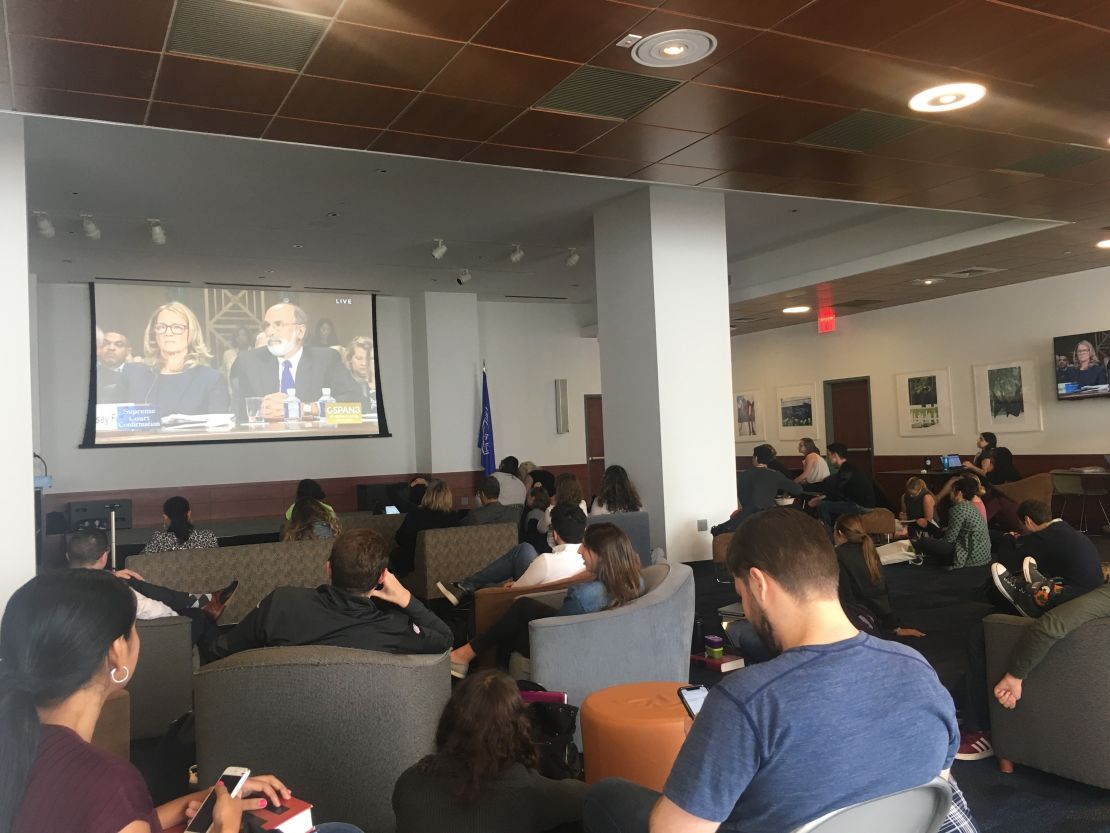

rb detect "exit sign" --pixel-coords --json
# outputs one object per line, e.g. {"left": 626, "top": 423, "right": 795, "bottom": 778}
{"left": 817, "top": 307, "right": 837, "bottom": 333}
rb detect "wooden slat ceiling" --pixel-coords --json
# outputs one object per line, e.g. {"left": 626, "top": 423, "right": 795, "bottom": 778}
{"left": 3, "top": 0, "right": 1109, "bottom": 326}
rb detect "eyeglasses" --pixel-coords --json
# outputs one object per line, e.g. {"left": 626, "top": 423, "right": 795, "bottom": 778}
{"left": 153, "top": 323, "right": 187, "bottom": 335}
{"left": 263, "top": 320, "right": 299, "bottom": 332}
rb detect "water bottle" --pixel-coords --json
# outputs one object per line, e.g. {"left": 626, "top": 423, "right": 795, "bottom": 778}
{"left": 923, "top": 456, "right": 932, "bottom": 473}
{"left": 283, "top": 388, "right": 301, "bottom": 425}
{"left": 316, "top": 387, "right": 335, "bottom": 425}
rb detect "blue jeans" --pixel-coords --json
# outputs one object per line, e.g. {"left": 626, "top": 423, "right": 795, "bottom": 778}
{"left": 816, "top": 501, "right": 869, "bottom": 527}
{"left": 460, "top": 543, "right": 538, "bottom": 591}
{"left": 315, "top": 825, "right": 365, "bottom": 833}
{"left": 724, "top": 619, "right": 777, "bottom": 664}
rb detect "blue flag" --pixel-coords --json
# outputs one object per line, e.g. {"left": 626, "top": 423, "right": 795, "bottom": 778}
{"left": 478, "top": 370, "right": 496, "bottom": 475}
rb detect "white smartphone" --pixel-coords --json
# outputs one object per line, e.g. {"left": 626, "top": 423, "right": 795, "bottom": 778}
{"left": 677, "top": 685, "right": 709, "bottom": 719}
{"left": 184, "top": 766, "right": 251, "bottom": 833}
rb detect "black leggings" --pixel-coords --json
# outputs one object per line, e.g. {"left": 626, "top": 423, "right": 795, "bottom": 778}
{"left": 470, "top": 597, "right": 558, "bottom": 665}
{"left": 913, "top": 538, "right": 956, "bottom": 566}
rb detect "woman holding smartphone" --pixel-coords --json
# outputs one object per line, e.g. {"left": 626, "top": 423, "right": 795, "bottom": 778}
{"left": 0, "top": 570, "right": 363, "bottom": 833}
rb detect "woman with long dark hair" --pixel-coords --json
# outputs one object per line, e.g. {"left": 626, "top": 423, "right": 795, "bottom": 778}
{"left": 282, "top": 498, "right": 340, "bottom": 541}
{"left": 834, "top": 514, "right": 924, "bottom": 639}
{"left": 143, "top": 496, "right": 218, "bottom": 553}
{"left": 590, "top": 465, "right": 642, "bottom": 515}
{"left": 392, "top": 670, "right": 586, "bottom": 833}
{"left": 0, "top": 570, "right": 369, "bottom": 833}
{"left": 449, "top": 522, "right": 642, "bottom": 678}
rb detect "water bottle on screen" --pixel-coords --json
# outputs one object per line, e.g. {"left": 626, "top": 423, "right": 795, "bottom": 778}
{"left": 316, "top": 387, "right": 335, "bottom": 425}
{"left": 284, "top": 388, "right": 302, "bottom": 425}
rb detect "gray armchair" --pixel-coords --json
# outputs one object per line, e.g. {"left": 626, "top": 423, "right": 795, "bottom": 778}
{"left": 131, "top": 616, "right": 193, "bottom": 739}
{"left": 194, "top": 646, "right": 451, "bottom": 832}
{"left": 588, "top": 511, "right": 652, "bottom": 567}
{"left": 984, "top": 612, "right": 1110, "bottom": 788}
{"left": 509, "top": 563, "right": 695, "bottom": 720}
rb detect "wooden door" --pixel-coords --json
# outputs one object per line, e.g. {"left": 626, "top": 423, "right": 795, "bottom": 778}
{"left": 584, "top": 395, "right": 605, "bottom": 501}
{"left": 828, "top": 379, "right": 874, "bottom": 476}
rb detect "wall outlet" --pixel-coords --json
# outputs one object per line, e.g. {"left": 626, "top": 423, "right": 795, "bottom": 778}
{"left": 697, "top": 518, "right": 708, "bottom": 532}
{"left": 460, "top": 496, "right": 469, "bottom": 506}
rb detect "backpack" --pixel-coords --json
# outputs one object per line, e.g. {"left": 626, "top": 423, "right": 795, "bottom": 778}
{"left": 517, "top": 681, "right": 582, "bottom": 780}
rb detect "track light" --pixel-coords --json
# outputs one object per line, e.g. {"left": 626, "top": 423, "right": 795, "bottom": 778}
{"left": 33, "top": 211, "right": 55, "bottom": 238}
{"left": 509, "top": 244, "right": 524, "bottom": 264}
{"left": 81, "top": 214, "right": 101, "bottom": 240}
{"left": 431, "top": 238, "right": 447, "bottom": 260}
{"left": 456, "top": 268, "right": 472, "bottom": 286}
{"left": 148, "top": 219, "right": 166, "bottom": 245}
{"left": 565, "top": 248, "right": 580, "bottom": 268}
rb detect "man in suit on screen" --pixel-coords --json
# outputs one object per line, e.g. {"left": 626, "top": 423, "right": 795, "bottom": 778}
{"left": 231, "top": 302, "right": 360, "bottom": 420}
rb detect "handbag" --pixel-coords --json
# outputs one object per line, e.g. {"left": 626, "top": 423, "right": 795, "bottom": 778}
{"left": 518, "top": 681, "right": 582, "bottom": 780}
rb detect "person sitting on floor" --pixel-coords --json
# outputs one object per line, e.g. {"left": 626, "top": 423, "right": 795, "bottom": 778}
{"left": 392, "top": 669, "right": 588, "bottom": 833}
{"left": 212, "top": 528, "right": 452, "bottom": 659}
{"left": 281, "top": 496, "right": 340, "bottom": 541}
{"left": 448, "top": 521, "right": 642, "bottom": 678}
{"left": 900, "top": 476, "right": 938, "bottom": 539}
{"left": 912, "top": 477, "right": 991, "bottom": 570}
{"left": 391, "top": 479, "right": 460, "bottom": 576}
{"left": 437, "top": 503, "right": 587, "bottom": 606}
{"left": 582, "top": 508, "right": 978, "bottom": 833}
{"left": 713, "top": 445, "right": 802, "bottom": 536}
{"left": 806, "top": 443, "right": 877, "bottom": 527}
{"left": 462, "top": 476, "right": 524, "bottom": 527}
{"left": 143, "top": 495, "right": 219, "bottom": 552}
{"left": 67, "top": 530, "right": 237, "bottom": 652}
{"left": 0, "top": 570, "right": 365, "bottom": 833}
{"left": 590, "top": 465, "right": 643, "bottom": 515}
{"left": 990, "top": 499, "right": 1104, "bottom": 618}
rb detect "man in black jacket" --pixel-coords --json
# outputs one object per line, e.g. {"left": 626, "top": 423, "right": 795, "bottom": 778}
{"left": 808, "top": 442, "right": 876, "bottom": 527}
{"left": 212, "top": 528, "right": 452, "bottom": 659}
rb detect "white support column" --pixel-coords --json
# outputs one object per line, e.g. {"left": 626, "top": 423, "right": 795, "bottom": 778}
{"left": 594, "top": 186, "right": 736, "bottom": 561}
{"left": 0, "top": 114, "right": 36, "bottom": 606}
{"left": 409, "top": 292, "right": 481, "bottom": 473}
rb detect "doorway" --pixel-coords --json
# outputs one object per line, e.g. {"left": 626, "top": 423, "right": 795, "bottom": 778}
{"left": 824, "top": 378, "right": 874, "bottom": 476}
{"left": 584, "top": 394, "right": 605, "bottom": 500}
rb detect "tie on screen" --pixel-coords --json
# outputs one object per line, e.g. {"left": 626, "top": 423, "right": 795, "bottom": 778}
{"left": 281, "top": 360, "right": 294, "bottom": 394}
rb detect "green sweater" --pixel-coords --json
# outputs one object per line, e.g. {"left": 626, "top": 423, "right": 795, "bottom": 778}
{"left": 1009, "top": 584, "right": 1110, "bottom": 679}
{"left": 944, "top": 500, "right": 991, "bottom": 569}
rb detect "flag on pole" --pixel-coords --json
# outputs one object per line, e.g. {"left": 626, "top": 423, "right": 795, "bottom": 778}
{"left": 478, "top": 368, "right": 496, "bottom": 476}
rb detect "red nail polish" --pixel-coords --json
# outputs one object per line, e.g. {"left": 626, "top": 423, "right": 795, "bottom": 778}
{"left": 258, "top": 799, "right": 267, "bottom": 808}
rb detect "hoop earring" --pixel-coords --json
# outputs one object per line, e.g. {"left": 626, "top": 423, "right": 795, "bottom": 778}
{"left": 110, "top": 665, "right": 130, "bottom": 685}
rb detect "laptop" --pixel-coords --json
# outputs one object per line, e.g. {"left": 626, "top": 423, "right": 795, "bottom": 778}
{"left": 939, "top": 454, "right": 963, "bottom": 472}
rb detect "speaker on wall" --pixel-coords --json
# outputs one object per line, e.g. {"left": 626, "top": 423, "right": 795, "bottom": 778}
{"left": 555, "top": 379, "right": 569, "bottom": 434}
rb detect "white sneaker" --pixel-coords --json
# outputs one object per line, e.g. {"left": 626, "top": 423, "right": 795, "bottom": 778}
{"left": 435, "top": 581, "right": 460, "bottom": 607}
{"left": 450, "top": 660, "right": 469, "bottom": 679}
{"left": 1023, "top": 557, "right": 1045, "bottom": 588}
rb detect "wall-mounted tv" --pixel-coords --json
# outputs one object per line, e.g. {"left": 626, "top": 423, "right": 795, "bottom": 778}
{"left": 1054, "top": 330, "right": 1110, "bottom": 400}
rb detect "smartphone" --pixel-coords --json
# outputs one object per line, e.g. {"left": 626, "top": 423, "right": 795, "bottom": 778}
{"left": 184, "top": 766, "right": 251, "bottom": 833}
{"left": 384, "top": 505, "right": 400, "bottom": 515}
{"left": 677, "top": 685, "right": 709, "bottom": 719}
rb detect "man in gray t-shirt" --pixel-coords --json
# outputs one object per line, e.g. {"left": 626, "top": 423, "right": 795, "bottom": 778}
{"left": 736, "top": 444, "right": 802, "bottom": 523}
{"left": 584, "top": 509, "right": 977, "bottom": 833}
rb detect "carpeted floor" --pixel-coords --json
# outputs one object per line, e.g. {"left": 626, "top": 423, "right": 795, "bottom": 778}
{"left": 688, "top": 538, "right": 1110, "bottom": 833}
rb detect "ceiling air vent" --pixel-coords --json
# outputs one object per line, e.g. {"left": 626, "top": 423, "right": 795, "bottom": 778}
{"left": 534, "top": 66, "right": 680, "bottom": 120}
{"left": 797, "top": 111, "right": 925, "bottom": 152}
{"left": 169, "top": 0, "right": 328, "bottom": 71}
{"left": 934, "top": 267, "right": 1005, "bottom": 280}
{"left": 504, "top": 294, "right": 570, "bottom": 301}
{"left": 1003, "top": 144, "right": 1107, "bottom": 177}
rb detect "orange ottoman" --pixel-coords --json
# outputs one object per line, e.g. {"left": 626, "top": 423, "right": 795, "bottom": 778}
{"left": 581, "top": 681, "right": 690, "bottom": 791}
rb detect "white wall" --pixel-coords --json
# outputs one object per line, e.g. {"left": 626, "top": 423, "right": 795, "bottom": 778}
{"left": 35, "top": 283, "right": 418, "bottom": 492}
{"left": 478, "top": 301, "right": 601, "bottom": 466}
{"left": 1, "top": 114, "right": 36, "bottom": 607}
{"left": 733, "top": 267, "right": 1110, "bottom": 456}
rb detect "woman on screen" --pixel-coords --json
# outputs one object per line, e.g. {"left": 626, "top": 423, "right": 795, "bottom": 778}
{"left": 315, "top": 318, "right": 340, "bottom": 349}
{"left": 345, "top": 336, "right": 377, "bottom": 414}
{"left": 122, "top": 302, "right": 230, "bottom": 417}
{"left": 1063, "top": 340, "right": 1108, "bottom": 388}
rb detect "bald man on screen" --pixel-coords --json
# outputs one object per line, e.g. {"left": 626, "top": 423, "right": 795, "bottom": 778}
{"left": 230, "top": 303, "right": 360, "bottom": 421}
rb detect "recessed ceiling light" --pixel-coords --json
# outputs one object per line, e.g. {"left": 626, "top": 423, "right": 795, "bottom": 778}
{"left": 292, "top": 243, "right": 303, "bottom": 249}
{"left": 631, "top": 29, "right": 717, "bottom": 67}
{"left": 912, "top": 277, "right": 945, "bottom": 286}
{"left": 1097, "top": 239, "right": 1110, "bottom": 249}
{"left": 908, "top": 82, "right": 986, "bottom": 113}
{"left": 783, "top": 306, "right": 811, "bottom": 314}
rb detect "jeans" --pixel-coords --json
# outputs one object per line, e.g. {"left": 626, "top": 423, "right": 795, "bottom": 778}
{"left": 470, "top": 596, "right": 558, "bottom": 664}
{"left": 315, "top": 825, "right": 365, "bottom": 833}
{"left": 816, "top": 501, "right": 869, "bottom": 527}
{"left": 914, "top": 537, "right": 957, "bottom": 566}
{"left": 583, "top": 778, "right": 658, "bottom": 833}
{"left": 724, "top": 620, "right": 777, "bottom": 664}
{"left": 460, "top": 543, "right": 538, "bottom": 591}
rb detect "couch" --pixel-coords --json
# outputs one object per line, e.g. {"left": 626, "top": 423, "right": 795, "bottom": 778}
{"left": 194, "top": 646, "right": 451, "bottom": 832}
{"left": 473, "top": 572, "right": 592, "bottom": 667}
{"left": 404, "top": 522, "right": 520, "bottom": 601}
{"left": 984, "top": 612, "right": 1110, "bottom": 788}
{"left": 130, "top": 616, "right": 194, "bottom": 739}
{"left": 335, "top": 511, "right": 406, "bottom": 539}
{"left": 860, "top": 507, "right": 897, "bottom": 536}
{"left": 508, "top": 563, "right": 695, "bottom": 735}
{"left": 994, "top": 473, "right": 1052, "bottom": 508}
{"left": 587, "top": 510, "right": 653, "bottom": 566}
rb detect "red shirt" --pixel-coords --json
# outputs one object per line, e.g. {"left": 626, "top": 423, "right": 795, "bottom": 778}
{"left": 15, "top": 724, "right": 163, "bottom": 833}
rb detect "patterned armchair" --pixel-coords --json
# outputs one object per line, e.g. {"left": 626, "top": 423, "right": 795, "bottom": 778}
{"left": 404, "top": 522, "right": 520, "bottom": 601}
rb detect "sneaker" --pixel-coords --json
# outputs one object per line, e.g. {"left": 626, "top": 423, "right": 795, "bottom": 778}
{"left": 450, "top": 660, "right": 469, "bottom": 679}
{"left": 956, "top": 730, "right": 994, "bottom": 761}
{"left": 435, "top": 580, "right": 472, "bottom": 607}
{"left": 202, "top": 580, "right": 239, "bottom": 621}
{"left": 992, "top": 564, "right": 1039, "bottom": 618}
{"left": 1023, "top": 556, "right": 1046, "bottom": 588}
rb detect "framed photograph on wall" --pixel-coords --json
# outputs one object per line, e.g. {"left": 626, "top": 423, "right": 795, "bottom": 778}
{"left": 973, "top": 359, "right": 1043, "bottom": 433}
{"left": 776, "top": 384, "right": 819, "bottom": 441}
{"left": 735, "top": 390, "right": 765, "bottom": 442}
{"left": 895, "top": 369, "right": 955, "bottom": 437}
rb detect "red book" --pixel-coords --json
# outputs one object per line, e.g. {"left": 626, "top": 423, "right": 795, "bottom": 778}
{"left": 249, "top": 795, "right": 314, "bottom": 833}
{"left": 690, "top": 652, "right": 745, "bottom": 673}
{"left": 520, "top": 690, "right": 567, "bottom": 705}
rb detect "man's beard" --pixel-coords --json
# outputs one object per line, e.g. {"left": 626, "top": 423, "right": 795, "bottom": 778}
{"left": 747, "top": 596, "right": 780, "bottom": 655}
{"left": 267, "top": 337, "right": 295, "bottom": 357}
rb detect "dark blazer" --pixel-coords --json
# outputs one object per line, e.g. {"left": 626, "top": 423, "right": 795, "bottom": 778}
{"left": 121, "top": 362, "right": 229, "bottom": 415}
{"left": 96, "top": 364, "right": 127, "bottom": 404}
{"left": 230, "top": 345, "right": 361, "bottom": 419}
